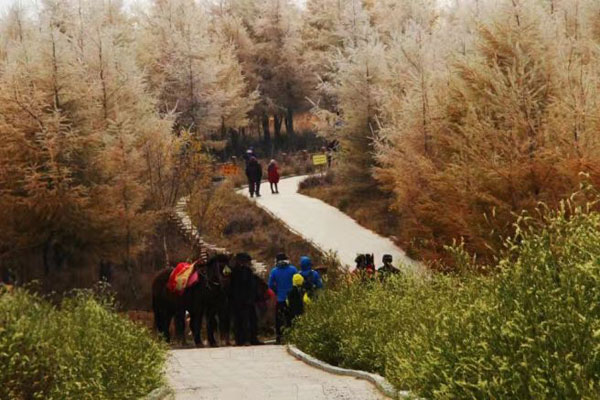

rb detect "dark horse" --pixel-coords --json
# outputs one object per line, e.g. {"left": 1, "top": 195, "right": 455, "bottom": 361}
{"left": 189, "top": 253, "right": 232, "bottom": 347}
{"left": 152, "top": 254, "right": 231, "bottom": 347}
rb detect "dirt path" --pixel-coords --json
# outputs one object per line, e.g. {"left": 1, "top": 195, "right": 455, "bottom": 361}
{"left": 237, "top": 175, "right": 420, "bottom": 271}
{"left": 167, "top": 345, "right": 386, "bottom": 400}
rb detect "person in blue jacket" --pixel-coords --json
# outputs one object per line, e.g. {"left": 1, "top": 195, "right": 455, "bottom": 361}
{"left": 268, "top": 252, "right": 297, "bottom": 343}
{"left": 298, "top": 256, "right": 323, "bottom": 297}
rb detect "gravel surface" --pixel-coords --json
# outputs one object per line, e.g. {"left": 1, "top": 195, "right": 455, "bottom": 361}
{"left": 167, "top": 345, "right": 386, "bottom": 400}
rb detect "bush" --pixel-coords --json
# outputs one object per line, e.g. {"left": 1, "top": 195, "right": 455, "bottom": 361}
{"left": 298, "top": 172, "right": 335, "bottom": 191}
{"left": 289, "top": 199, "right": 600, "bottom": 399}
{"left": 0, "top": 289, "right": 167, "bottom": 400}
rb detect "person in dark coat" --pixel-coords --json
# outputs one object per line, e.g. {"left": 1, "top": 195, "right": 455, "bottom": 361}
{"left": 230, "top": 253, "right": 260, "bottom": 345}
{"left": 245, "top": 157, "right": 263, "bottom": 198}
{"left": 267, "top": 159, "right": 280, "bottom": 194}
{"left": 243, "top": 147, "right": 255, "bottom": 166}
{"left": 377, "top": 254, "right": 400, "bottom": 280}
{"left": 286, "top": 273, "right": 306, "bottom": 324}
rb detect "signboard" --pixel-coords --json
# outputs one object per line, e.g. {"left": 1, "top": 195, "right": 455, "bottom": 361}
{"left": 312, "top": 154, "right": 327, "bottom": 166}
{"left": 219, "top": 163, "right": 240, "bottom": 176}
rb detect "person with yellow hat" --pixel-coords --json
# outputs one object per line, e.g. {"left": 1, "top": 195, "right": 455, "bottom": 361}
{"left": 286, "top": 273, "right": 310, "bottom": 325}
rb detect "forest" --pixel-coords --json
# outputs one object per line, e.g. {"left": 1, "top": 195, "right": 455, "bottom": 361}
{"left": 2, "top": 0, "right": 600, "bottom": 295}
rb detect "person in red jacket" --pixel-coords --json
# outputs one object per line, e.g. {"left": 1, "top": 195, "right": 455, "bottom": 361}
{"left": 268, "top": 159, "right": 280, "bottom": 194}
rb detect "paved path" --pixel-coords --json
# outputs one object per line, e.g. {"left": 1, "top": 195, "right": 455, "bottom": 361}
{"left": 168, "top": 345, "right": 386, "bottom": 400}
{"left": 238, "top": 175, "right": 420, "bottom": 271}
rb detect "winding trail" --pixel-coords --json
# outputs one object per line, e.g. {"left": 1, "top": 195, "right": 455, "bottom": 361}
{"left": 165, "top": 174, "right": 419, "bottom": 399}
{"left": 168, "top": 346, "right": 386, "bottom": 400}
{"left": 237, "top": 175, "right": 420, "bottom": 271}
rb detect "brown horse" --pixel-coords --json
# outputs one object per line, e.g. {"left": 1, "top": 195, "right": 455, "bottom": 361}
{"left": 152, "top": 254, "right": 231, "bottom": 346}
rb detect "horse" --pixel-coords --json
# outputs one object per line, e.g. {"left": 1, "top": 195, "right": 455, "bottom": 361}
{"left": 151, "top": 254, "right": 231, "bottom": 347}
{"left": 186, "top": 253, "right": 231, "bottom": 347}
{"left": 152, "top": 253, "right": 271, "bottom": 347}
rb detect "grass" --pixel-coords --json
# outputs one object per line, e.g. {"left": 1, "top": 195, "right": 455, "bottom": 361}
{"left": 189, "top": 181, "right": 325, "bottom": 273}
{"left": 0, "top": 288, "right": 167, "bottom": 399}
{"left": 289, "top": 197, "right": 600, "bottom": 399}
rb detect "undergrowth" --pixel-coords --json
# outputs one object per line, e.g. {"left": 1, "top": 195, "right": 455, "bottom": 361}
{"left": 0, "top": 288, "right": 167, "bottom": 399}
{"left": 289, "top": 197, "right": 600, "bottom": 399}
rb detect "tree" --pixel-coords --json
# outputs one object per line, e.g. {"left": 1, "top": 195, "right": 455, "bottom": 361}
{"left": 250, "top": 0, "right": 311, "bottom": 141}
{"left": 334, "top": 35, "right": 387, "bottom": 192}
{"left": 375, "top": 0, "right": 600, "bottom": 264}
{"left": 136, "top": 0, "right": 255, "bottom": 137}
{"left": 0, "top": 0, "right": 178, "bottom": 290}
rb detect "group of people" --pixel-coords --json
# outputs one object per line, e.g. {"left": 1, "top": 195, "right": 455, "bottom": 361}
{"left": 244, "top": 147, "right": 280, "bottom": 198}
{"left": 354, "top": 253, "right": 401, "bottom": 279}
{"left": 227, "top": 252, "right": 322, "bottom": 345}
{"left": 231, "top": 250, "right": 399, "bottom": 345}
{"left": 268, "top": 253, "right": 323, "bottom": 344}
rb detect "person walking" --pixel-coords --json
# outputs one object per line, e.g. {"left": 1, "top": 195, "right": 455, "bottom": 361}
{"left": 286, "top": 273, "right": 307, "bottom": 324}
{"left": 377, "top": 254, "right": 400, "bottom": 280}
{"left": 230, "top": 253, "right": 261, "bottom": 345}
{"left": 298, "top": 256, "right": 323, "bottom": 298}
{"left": 268, "top": 253, "right": 297, "bottom": 344}
{"left": 245, "top": 156, "right": 263, "bottom": 198}
{"left": 243, "top": 147, "right": 255, "bottom": 166}
{"left": 267, "top": 159, "right": 280, "bottom": 194}
{"left": 354, "top": 254, "right": 376, "bottom": 280}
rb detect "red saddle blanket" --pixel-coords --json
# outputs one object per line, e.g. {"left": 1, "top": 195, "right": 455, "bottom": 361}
{"left": 167, "top": 262, "right": 200, "bottom": 295}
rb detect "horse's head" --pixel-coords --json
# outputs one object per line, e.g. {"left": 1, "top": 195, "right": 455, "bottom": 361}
{"left": 204, "top": 253, "right": 231, "bottom": 286}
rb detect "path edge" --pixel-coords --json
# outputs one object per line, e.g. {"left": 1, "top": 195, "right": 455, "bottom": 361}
{"left": 141, "top": 386, "right": 175, "bottom": 400}
{"left": 237, "top": 174, "right": 424, "bottom": 273}
{"left": 286, "top": 345, "right": 413, "bottom": 399}
{"left": 235, "top": 175, "right": 332, "bottom": 263}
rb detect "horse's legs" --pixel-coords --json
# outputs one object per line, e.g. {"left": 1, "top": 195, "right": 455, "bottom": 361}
{"left": 161, "top": 308, "right": 173, "bottom": 343}
{"left": 174, "top": 308, "right": 186, "bottom": 346}
{"left": 191, "top": 308, "right": 204, "bottom": 347}
{"left": 207, "top": 307, "right": 218, "bottom": 347}
{"left": 219, "top": 300, "right": 231, "bottom": 346}
{"left": 154, "top": 306, "right": 165, "bottom": 342}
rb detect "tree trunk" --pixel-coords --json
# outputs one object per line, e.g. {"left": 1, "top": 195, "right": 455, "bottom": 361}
{"left": 229, "top": 128, "right": 239, "bottom": 153}
{"left": 262, "top": 114, "right": 271, "bottom": 143}
{"left": 125, "top": 224, "right": 139, "bottom": 300}
{"left": 221, "top": 118, "right": 226, "bottom": 138}
{"left": 98, "top": 36, "right": 108, "bottom": 122}
{"left": 285, "top": 107, "right": 294, "bottom": 134}
{"left": 163, "top": 230, "right": 170, "bottom": 270}
{"left": 274, "top": 114, "right": 282, "bottom": 139}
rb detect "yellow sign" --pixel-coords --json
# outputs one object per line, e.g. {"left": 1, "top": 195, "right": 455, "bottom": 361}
{"left": 219, "top": 163, "right": 240, "bottom": 176}
{"left": 312, "top": 154, "right": 327, "bottom": 166}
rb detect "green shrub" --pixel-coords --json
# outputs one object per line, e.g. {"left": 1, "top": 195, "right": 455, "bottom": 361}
{"left": 0, "top": 289, "right": 167, "bottom": 400}
{"left": 289, "top": 200, "right": 600, "bottom": 399}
